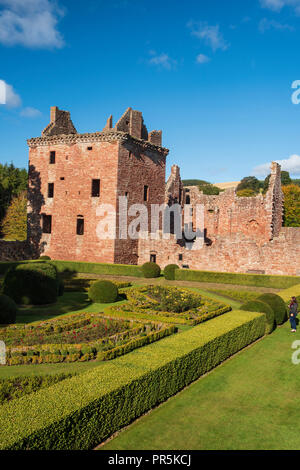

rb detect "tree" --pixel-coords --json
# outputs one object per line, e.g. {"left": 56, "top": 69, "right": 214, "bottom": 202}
{"left": 236, "top": 188, "right": 257, "bottom": 198}
{"left": 198, "top": 183, "right": 221, "bottom": 195}
{"left": 0, "top": 163, "right": 28, "bottom": 236}
{"left": 282, "top": 184, "right": 300, "bottom": 227}
{"left": 263, "top": 170, "right": 292, "bottom": 193}
{"left": 1, "top": 191, "right": 27, "bottom": 241}
{"left": 236, "top": 176, "right": 261, "bottom": 194}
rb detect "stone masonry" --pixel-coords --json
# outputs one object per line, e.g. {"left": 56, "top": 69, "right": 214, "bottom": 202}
{"left": 1, "top": 106, "right": 299, "bottom": 275}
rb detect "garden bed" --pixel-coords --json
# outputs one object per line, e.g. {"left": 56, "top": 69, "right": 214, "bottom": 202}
{"left": 1, "top": 313, "right": 176, "bottom": 365}
{"left": 107, "top": 285, "right": 231, "bottom": 325}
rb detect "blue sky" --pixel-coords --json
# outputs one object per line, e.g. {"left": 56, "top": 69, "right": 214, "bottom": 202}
{"left": 1, "top": 0, "right": 300, "bottom": 182}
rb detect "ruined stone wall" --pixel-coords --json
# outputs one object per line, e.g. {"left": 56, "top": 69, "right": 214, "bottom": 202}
{"left": 114, "top": 141, "right": 166, "bottom": 265}
{"left": 138, "top": 227, "right": 300, "bottom": 276}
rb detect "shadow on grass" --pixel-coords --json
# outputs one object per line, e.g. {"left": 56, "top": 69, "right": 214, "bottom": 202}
{"left": 16, "top": 292, "right": 92, "bottom": 324}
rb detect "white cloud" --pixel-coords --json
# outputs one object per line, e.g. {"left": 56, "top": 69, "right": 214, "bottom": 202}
{"left": 260, "top": 0, "right": 300, "bottom": 14}
{"left": 148, "top": 51, "right": 177, "bottom": 70}
{"left": 259, "top": 18, "right": 295, "bottom": 32}
{"left": 0, "top": 79, "right": 21, "bottom": 107}
{"left": 196, "top": 54, "right": 210, "bottom": 64}
{"left": 0, "top": 0, "right": 65, "bottom": 48}
{"left": 253, "top": 155, "right": 300, "bottom": 176}
{"left": 20, "top": 106, "right": 42, "bottom": 117}
{"left": 188, "top": 21, "right": 229, "bottom": 52}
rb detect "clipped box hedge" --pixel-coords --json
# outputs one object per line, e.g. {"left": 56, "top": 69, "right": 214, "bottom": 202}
{"left": 0, "top": 310, "right": 265, "bottom": 450}
{"left": 175, "top": 269, "right": 300, "bottom": 289}
{"left": 278, "top": 283, "right": 300, "bottom": 303}
{"left": 50, "top": 260, "right": 142, "bottom": 278}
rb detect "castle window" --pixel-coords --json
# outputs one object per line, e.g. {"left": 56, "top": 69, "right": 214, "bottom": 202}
{"left": 49, "top": 151, "right": 56, "bottom": 164}
{"left": 60, "top": 177, "right": 65, "bottom": 181}
{"left": 150, "top": 254, "right": 156, "bottom": 263}
{"left": 87, "top": 147, "right": 93, "bottom": 151}
{"left": 77, "top": 216, "right": 84, "bottom": 235}
{"left": 91, "top": 179, "right": 100, "bottom": 197}
{"left": 144, "top": 185, "right": 149, "bottom": 202}
{"left": 179, "top": 254, "right": 183, "bottom": 261}
{"left": 125, "top": 192, "right": 129, "bottom": 199}
{"left": 42, "top": 214, "right": 52, "bottom": 234}
{"left": 48, "top": 183, "right": 54, "bottom": 198}
{"left": 186, "top": 195, "right": 190, "bottom": 205}
{"left": 179, "top": 189, "right": 182, "bottom": 204}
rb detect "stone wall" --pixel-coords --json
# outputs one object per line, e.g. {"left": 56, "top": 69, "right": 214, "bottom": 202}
{"left": 137, "top": 227, "right": 300, "bottom": 276}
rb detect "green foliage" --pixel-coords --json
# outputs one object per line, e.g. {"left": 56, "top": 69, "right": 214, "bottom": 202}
{"left": 163, "top": 264, "right": 180, "bottom": 280}
{"left": 108, "top": 286, "right": 231, "bottom": 325}
{"left": 1, "top": 191, "right": 27, "bottom": 241}
{"left": 236, "top": 176, "right": 261, "bottom": 194}
{"left": 198, "top": 183, "right": 221, "bottom": 195}
{"left": 236, "top": 188, "right": 257, "bottom": 198}
{"left": 0, "top": 310, "right": 265, "bottom": 450}
{"left": 0, "top": 374, "right": 74, "bottom": 405}
{"left": 51, "top": 260, "right": 143, "bottom": 277}
{"left": 63, "top": 278, "right": 131, "bottom": 293}
{"left": 207, "top": 289, "right": 262, "bottom": 303}
{"left": 282, "top": 184, "right": 300, "bottom": 227}
{"left": 257, "top": 293, "right": 287, "bottom": 325}
{"left": 141, "top": 262, "right": 161, "bottom": 278}
{"left": 175, "top": 269, "right": 300, "bottom": 289}
{"left": 0, "top": 294, "right": 17, "bottom": 325}
{"left": 57, "top": 277, "right": 64, "bottom": 296}
{"left": 277, "top": 283, "right": 300, "bottom": 304}
{"left": 264, "top": 171, "right": 292, "bottom": 193}
{"left": 88, "top": 280, "right": 118, "bottom": 303}
{"left": 2, "top": 313, "right": 175, "bottom": 365}
{"left": 240, "top": 300, "right": 275, "bottom": 334}
{"left": 39, "top": 256, "right": 51, "bottom": 260}
{"left": 2, "top": 262, "right": 58, "bottom": 305}
{"left": 0, "top": 163, "right": 27, "bottom": 236}
{"left": 182, "top": 179, "right": 211, "bottom": 187}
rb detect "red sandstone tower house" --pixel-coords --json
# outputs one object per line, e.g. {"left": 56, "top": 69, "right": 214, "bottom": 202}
{"left": 27, "top": 107, "right": 168, "bottom": 264}
{"left": 26, "top": 106, "right": 300, "bottom": 275}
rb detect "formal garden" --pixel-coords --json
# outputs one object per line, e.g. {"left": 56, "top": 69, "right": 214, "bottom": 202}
{"left": 0, "top": 258, "right": 300, "bottom": 450}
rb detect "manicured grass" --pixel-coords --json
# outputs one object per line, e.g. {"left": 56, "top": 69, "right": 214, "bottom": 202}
{"left": 15, "top": 291, "right": 127, "bottom": 324}
{"left": 101, "top": 321, "right": 300, "bottom": 450}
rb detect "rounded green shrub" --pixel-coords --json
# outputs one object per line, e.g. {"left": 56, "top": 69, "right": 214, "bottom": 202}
{"left": 240, "top": 300, "right": 275, "bottom": 334}
{"left": 141, "top": 262, "right": 161, "bottom": 279}
{"left": 39, "top": 256, "right": 51, "bottom": 260}
{"left": 164, "top": 264, "right": 179, "bottom": 280}
{"left": 0, "top": 295, "right": 17, "bottom": 325}
{"left": 2, "top": 262, "right": 58, "bottom": 305}
{"left": 57, "top": 278, "right": 64, "bottom": 297}
{"left": 257, "top": 293, "right": 287, "bottom": 325}
{"left": 88, "top": 280, "right": 118, "bottom": 303}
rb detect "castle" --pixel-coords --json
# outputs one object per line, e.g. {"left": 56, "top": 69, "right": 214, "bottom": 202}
{"left": 0, "top": 106, "right": 300, "bottom": 275}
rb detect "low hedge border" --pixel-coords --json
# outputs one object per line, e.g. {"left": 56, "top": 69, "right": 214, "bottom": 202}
{"left": 106, "top": 304, "right": 232, "bottom": 325}
{"left": 51, "top": 260, "right": 143, "bottom": 278}
{"left": 175, "top": 269, "right": 300, "bottom": 289}
{"left": 207, "top": 289, "right": 262, "bottom": 303}
{"left": 278, "top": 283, "right": 300, "bottom": 304}
{"left": 0, "top": 310, "right": 265, "bottom": 450}
{"left": 64, "top": 279, "right": 131, "bottom": 292}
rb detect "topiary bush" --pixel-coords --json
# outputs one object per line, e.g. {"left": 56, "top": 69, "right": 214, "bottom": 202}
{"left": 39, "top": 256, "right": 51, "bottom": 260}
{"left": 164, "top": 264, "right": 179, "bottom": 281}
{"left": 0, "top": 295, "right": 17, "bottom": 325}
{"left": 88, "top": 280, "right": 118, "bottom": 303}
{"left": 57, "top": 278, "right": 64, "bottom": 297}
{"left": 257, "top": 293, "right": 287, "bottom": 325}
{"left": 2, "top": 262, "right": 58, "bottom": 305}
{"left": 141, "top": 262, "right": 161, "bottom": 279}
{"left": 240, "top": 299, "right": 275, "bottom": 334}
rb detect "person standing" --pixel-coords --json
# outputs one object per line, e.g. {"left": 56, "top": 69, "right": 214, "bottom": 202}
{"left": 289, "top": 296, "right": 298, "bottom": 332}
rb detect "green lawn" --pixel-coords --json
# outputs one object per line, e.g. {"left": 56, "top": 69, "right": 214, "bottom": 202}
{"left": 100, "top": 321, "right": 300, "bottom": 450}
